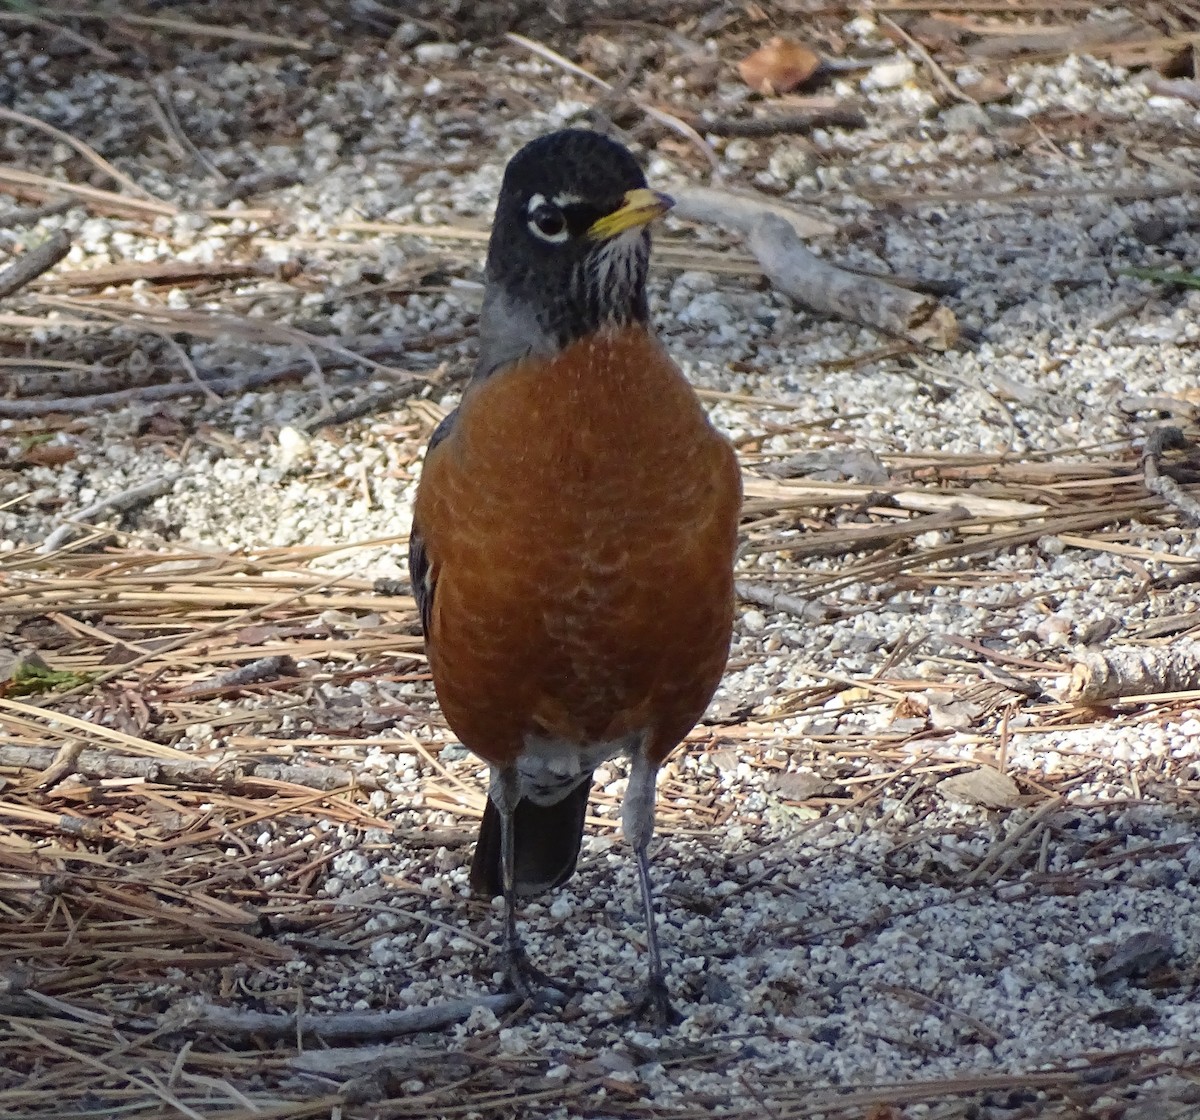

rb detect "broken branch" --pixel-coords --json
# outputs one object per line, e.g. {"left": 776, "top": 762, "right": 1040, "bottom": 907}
{"left": 39, "top": 474, "right": 183, "bottom": 553}
{"left": 1142, "top": 426, "right": 1200, "bottom": 525}
{"left": 0, "top": 743, "right": 381, "bottom": 793}
{"left": 736, "top": 580, "right": 832, "bottom": 624}
{"left": 0, "top": 230, "right": 71, "bottom": 301}
{"left": 670, "top": 190, "right": 957, "bottom": 348}
{"left": 161, "top": 993, "right": 520, "bottom": 1041}
{"left": 1062, "top": 642, "right": 1200, "bottom": 704}
{"left": 750, "top": 214, "right": 958, "bottom": 348}
{"left": 696, "top": 107, "right": 867, "bottom": 137}
{"left": 167, "top": 655, "right": 301, "bottom": 700}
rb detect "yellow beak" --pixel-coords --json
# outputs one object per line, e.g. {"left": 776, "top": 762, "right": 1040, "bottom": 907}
{"left": 587, "top": 188, "right": 674, "bottom": 241}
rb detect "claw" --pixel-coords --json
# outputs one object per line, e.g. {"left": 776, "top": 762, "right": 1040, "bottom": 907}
{"left": 500, "top": 944, "right": 572, "bottom": 1009}
{"left": 623, "top": 975, "right": 683, "bottom": 1029}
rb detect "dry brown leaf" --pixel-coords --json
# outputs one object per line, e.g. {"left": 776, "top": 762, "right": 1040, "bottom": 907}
{"left": 937, "top": 767, "right": 1021, "bottom": 809}
{"left": 892, "top": 693, "right": 929, "bottom": 721}
{"left": 958, "top": 75, "right": 1010, "bottom": 104}
{"left": 768, "top": 770, "right": 829, "bottom": 800}
{"left": 16, "top": 442, "right": 77, "bottom": 468}
{"left": 865, "top": 1106, "right": 904, "bottom": 1120}
{"left": 738, "top": 37, "right": 822, "bottom": 96}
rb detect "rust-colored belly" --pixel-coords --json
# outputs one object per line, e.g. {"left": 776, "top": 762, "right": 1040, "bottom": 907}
{"left": 414, "top": 327, "right": 742, "bottom": 768}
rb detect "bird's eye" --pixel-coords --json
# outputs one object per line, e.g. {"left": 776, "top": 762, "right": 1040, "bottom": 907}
{"left": 527, "top": 203, "right": 568, "bottom": 243}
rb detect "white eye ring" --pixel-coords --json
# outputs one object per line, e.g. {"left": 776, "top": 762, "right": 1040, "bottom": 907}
{"left": 526, "top": 193, "right": 569, "bottom": 243}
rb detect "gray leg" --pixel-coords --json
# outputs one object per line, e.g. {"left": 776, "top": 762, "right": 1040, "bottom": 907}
{"left": 623, "top": 751, "right": 681, "bottom": 1027}
{"left": 491, "top": 767, "right": 567, "bottom": 1005}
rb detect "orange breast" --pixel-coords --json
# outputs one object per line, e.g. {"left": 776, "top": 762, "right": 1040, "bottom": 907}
{"left": 413, "top": 325, "right": 741, "bottom": 767}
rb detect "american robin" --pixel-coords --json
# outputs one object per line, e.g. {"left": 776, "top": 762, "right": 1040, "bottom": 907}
{"left": 409, "top": 128, "right": 741, "bottom": 1025}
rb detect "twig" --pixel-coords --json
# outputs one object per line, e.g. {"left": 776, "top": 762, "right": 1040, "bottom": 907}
{"left": 0, "top": 196, "right": 73, "bottom": 231}
{"left": 168, "top": 654, "right": 300, "bottom": 699}
{"left": 161, "top": 994, "right": 521, "bottom": 1041}
{"left": 0, "top": 342, "right": 434, "bottom": 416}
{"left": 978, "top": 664, "right": 1044, "bottom": 700}
{"left": 45, "top": 7, "right": 313, "bottom": 51}
{"left": 1062, "top": 642, "right": 1200, "bottom": 704}
{"left": 0, "top": 12, "right": 120, "bottom": 63}
{"left": 289, "top": 1043, "right": 475, "bottom": 1077}
{"left": 963, "top": 798, "right": 1063, "bottom": 886}
{"left": 10, "top": 1021, "right": 207, "bottom": 1119}
{"left": 47, "top": 571, "right": 365, "bottom": 702}
{"left": 147, "top": 80, "right": 229, "bottom": 182}
{"left": 36, "top": 296, "right": 426, "bottom": 382}
{"left": 300, "top": 370, "right": 443, "bottom": 433}
{"left": 0, "top": 164, "right": 178, "bottom": 219}
{"left": 44, "top": 259, "right": 273, "bottom": 290}
{"left": 696, "top": 107, "right": 867, "bottom": 137}
{"left": 1142, "top": 426, "right": 1200, "bottom": 525}
{"left": 670, "top": 188, "right": 955, "bottom": 346}
{"left": 879, "top": 984, "right": 1003, "bottom": 1047}
{"left": 505, "top": 32, "right": 720, "bottom": 175}
{"left": 749, "top": 214, "right": 959, "bottom": 348}
{"left": 0, "top": 362, "right": 300, "bottom": 416}
{"left": 1143, "top": 74, "right": 1200, "bottom": 107}
{"left": 1119, "top": 394, "right": 1198, "bottom": 420}
{"left": 0, "top": 230, "right": 71, "bottom": 300}
{"left": 0, "top": 744, "right": 382, "bottom": 793}
{"left": 0, "top": 107, "right": 162, "bottom": 203}
{"left": 1152, "top": 563, "right": 1200, "bottom": 591}
{"left": 909, "top": 355, "right": 1017, "bottom": 447}
{"left": 741, "top": 476, "right": 1045, "bottom": 519}
{"left": 21, "top": 739, "right": 84, "bottom": 793}
{"left": 32, "top": 298, "right": 226, "bottom": 405}
{"left": 879, "top": 15, "right": 977, "bottom": 106}
{"left": 736, "top": 581, "right": 832, "bottom": 624}
{"left": 39, "top": 474, "right": 183, "bottom": 554}
{"left": 157, "top": 330, "right": 222, "bottom": 405}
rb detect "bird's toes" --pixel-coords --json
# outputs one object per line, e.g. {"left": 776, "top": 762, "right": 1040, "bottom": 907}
{"left": 500, "top": 947, "right": 573, "bottom": 1008}
{"left": 623, "top": 977, "right": 683, "bottom": 1029}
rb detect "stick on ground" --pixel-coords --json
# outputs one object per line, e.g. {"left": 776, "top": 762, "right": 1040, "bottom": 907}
{"left": 670, "top": 192, "right": 957, "bottom": 348}
{"left": 38, "top": 474, "right": 183, "bottom": 554}
{"left": 0, "top": 230, "right": 71, "bottom": 301}
{"left": 736, "top": 580, "right": 832, "bottom": 624}
{"left": 1142, "top": 426, "right": 1200, "bottom": 525}
{"left": 161, "top": 993, "right": 521, "bottom": 1041}
{"left": 1062, "top": 641, "right": 1200, "bottom": 703}
{"left": 0, "top": 744, "right": 382, "bottom": 793}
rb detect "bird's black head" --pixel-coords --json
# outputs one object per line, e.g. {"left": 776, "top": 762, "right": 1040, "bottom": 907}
{"left": 476, "top": 129, "right": 673, "bottom": 376}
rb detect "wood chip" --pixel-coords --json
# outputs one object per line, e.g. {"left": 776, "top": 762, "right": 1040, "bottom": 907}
{"left": 937, "top": 767, "right": 1021, "bottom": 809}
{"left": 1094, "top": 931, "right": 1174, "bottom": 986}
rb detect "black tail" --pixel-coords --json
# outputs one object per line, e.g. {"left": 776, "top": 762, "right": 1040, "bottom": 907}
{"left": 469, "top": 779, "right": 592, "bottom": 899}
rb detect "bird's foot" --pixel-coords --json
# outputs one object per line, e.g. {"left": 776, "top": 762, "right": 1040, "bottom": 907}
{"left": 499, "top": 945, "right": 571, "bottom": 1009}
{"left": 622, "top": 975, "right": 683, "bottom": 1029}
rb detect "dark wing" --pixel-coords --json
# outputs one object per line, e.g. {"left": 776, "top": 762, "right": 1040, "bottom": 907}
{"left": 408, "top": 409, "right": 458, "bottom": 637}
{"left": 469, "top": 777, "right": 592, "bottom": 899}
